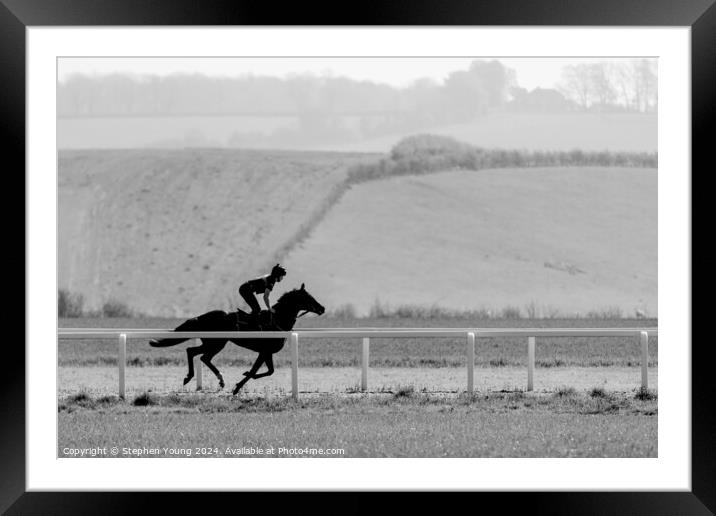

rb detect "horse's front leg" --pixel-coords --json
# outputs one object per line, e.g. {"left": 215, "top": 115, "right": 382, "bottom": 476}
{"left": 243, "top": 353, "right": 274, "bottom": 379}
{"left": 232, "top": 354, "right": 265, "bottom": 395}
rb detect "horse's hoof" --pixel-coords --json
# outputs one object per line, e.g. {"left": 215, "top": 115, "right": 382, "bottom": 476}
{"left": 242, "top": 371, "right": 251, "bottom": 377}
{"left": 183, "top": 377, "right": 192, "bottom": 386}
{"left": 232, "top": 386, "right": 240, "bottom": 395}
{"left": 219, "top": 380, "right": 225, "bottom": 389}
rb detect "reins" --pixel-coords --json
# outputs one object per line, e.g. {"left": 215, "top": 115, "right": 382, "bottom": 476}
{"left": 266, "top": 310, "right": 309, "bottom": 331}
{"left": 268, "top": 288, "right": 319, "bottom": 329}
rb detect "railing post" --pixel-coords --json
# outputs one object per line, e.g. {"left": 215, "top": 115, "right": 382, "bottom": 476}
{"left": 195, "top": 338, "right": 203, "bottom": 391}
{"left": 291, "top": 332, "right": 299, "bottom": 400}
{"left": 640, "top": 331, "right": 649, "bottom": 389}
{"left": 361, "top": 337, "right": 369, "bottom": 392}
{"left": 527, "top": 337, "right": 535, "bottom": 391}
{"left": 467, "top": 332, "right": 475, "bottom": 394}
{"left": 118, "top": 333, "right": 127, "bottom": 399}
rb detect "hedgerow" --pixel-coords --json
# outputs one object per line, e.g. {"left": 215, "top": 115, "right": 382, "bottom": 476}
{"left": 347, "top": 134, "right": 657, "bottom": 185}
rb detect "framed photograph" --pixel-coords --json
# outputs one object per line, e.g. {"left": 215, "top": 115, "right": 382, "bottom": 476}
{"left": 8, "top": 0, "right": 713, "bottom": 512}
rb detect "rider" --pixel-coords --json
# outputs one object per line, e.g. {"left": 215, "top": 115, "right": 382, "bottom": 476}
{"left": 238, "top": 264, "right": 286, "bottom": 327}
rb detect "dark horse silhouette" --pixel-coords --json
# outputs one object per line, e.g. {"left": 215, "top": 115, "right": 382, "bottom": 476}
{"left": 149, "top": 284, "right": 325, "bottom": 395}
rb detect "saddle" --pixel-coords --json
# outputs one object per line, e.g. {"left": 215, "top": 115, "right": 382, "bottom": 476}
{"left": 235, "top": 309, "right": 273, "bottom": 331}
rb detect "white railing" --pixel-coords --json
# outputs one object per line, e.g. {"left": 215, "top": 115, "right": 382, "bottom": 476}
{"left": 58, "top": 328, "right": 658, "bottom": 399}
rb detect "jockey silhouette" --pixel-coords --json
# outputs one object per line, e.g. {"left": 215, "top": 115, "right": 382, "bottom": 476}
{"left": 238, "top": 264, "right": 286, "bottom": 328}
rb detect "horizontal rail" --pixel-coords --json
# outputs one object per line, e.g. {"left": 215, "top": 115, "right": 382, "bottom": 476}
{"left": 58, "top": 328, "right": 658, "bottom": 339}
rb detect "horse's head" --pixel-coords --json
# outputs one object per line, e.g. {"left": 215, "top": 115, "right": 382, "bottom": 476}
{"left": 275, "top": 283, "right": 325, "bottom": 318}
{"left": 294, "top": 283, "right": 325, "bottom": 316}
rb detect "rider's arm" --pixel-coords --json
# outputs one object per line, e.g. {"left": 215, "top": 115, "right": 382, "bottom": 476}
{"left": 263, "top": 291, "right": 272, "bottom": 311}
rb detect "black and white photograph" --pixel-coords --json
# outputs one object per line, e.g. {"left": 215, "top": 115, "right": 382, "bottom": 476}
{"left": 13, "top": 16, "right": 704, "bottom": 503}
{"left": 57, "top": 55, "right": 659, "bottom": 458}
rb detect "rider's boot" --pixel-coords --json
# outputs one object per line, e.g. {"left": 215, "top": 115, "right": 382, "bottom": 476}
{"left": 251, "top": 310, "right": 262, "bottom": 330}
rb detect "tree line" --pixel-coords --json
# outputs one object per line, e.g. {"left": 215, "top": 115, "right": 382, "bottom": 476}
{"left": 555, "top": 59, "right": 657, "bottom": 113}
{"left": 58, "top": 59, "right": 657, "bottom": 122}
{"left": 58, "top": 60, "right": 515, "bottom": 122}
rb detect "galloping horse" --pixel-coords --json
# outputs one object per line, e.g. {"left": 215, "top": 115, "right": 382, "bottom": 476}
{"left": 149, "top": 284, "right": 325, "bottom": 394}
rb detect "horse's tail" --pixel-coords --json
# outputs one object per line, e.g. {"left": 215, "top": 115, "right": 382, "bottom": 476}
{"left": 149, "top": 337, "right": 187, "bottom": 348}
{"left": 148, "top": 316, "right": 202, "bottom": 347}
{"left": 149, "top": 310, "right": 230, "bottom": 347}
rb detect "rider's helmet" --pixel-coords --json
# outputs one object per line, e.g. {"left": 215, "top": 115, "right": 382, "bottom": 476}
{"left": 271, "top": 263, "right": 286, "bottom": 279}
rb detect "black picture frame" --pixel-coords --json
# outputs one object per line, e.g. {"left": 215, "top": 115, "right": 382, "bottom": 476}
{"left": 6, "top": 0, "right": 714, "bottom": 513}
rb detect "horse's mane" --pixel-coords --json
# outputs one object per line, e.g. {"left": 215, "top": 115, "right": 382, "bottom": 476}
{"left": 274, "top": 288, "right": 301, "bottom": 308}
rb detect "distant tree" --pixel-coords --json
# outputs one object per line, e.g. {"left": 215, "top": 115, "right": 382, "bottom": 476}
{"left": 508, "top": 87, "right": 574, "bottom": 112}
{"left": 468, "top": 59, "right": 514, "bottom": 107}
{"left": 632, "top": 59, "right": 657, "bottom": 112}
{"left": 588, "top": 63, "right": 617, "bottom": 109}
{"left": 102, "top": 73, "right": 137, "bottom": 114}
{"left": 58, "top": 289, "right": 84, "bottom": 317}
{"left": 62, "top": 74, "right": 99, "bottom": 115}
{"left": 321, "top": 76, "right": 353, "bottom": 113}
{"left": 402, "top": 78, "right": 445, "bottom": 125}
{"left": 558, "top": 60, "right": 657, "bottom": 113}
{"left": 286, "top": 73, "right": 321, "bottom": 112}
{"left": 443, "top": 70, "right": 488, "bottom": 121}
{"left": 558, "top": 64, "right": 592, "bottom": 110}
{"left": 508, "top": 86, "right": 529, "bottom": 105}
{"left": 607, "top": 62, "right": 631, "bottom": 110}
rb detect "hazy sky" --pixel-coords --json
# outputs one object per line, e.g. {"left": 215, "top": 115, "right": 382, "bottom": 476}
{"left": 57, "top": 57, "right": 628, "bottom": 91}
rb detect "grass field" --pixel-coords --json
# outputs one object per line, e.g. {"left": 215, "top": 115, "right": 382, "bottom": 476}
{"left": 58, "top": 315, "right": 658, "bottom": 458}
{"left": 58, "top": 390, "right": 657, "bottom": 458}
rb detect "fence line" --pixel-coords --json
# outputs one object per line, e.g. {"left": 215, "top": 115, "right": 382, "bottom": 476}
{"left": 58, "top": 328, "right": 658, "bottom": 399}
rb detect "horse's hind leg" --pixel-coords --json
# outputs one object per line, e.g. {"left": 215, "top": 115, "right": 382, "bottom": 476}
{"left": 200, "top": 350, "right": 225, "bottom": 390}
{"left": 184, "top": 345, "right": 202, "bottom": 386}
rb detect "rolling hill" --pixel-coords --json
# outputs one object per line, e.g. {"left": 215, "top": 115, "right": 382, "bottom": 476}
{"left": 58, "top": 149, "right": 377, "bottom": 316}
{"left": 282, "top": 167, "right": 657, "bottom": 317}
{"left": 59, "top": 148, "right": 657, "bottom": 318}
